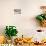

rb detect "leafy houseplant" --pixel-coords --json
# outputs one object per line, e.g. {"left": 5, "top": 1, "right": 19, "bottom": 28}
{"left": 36, "top": 14, "right": 46, "bottom": 27}
{"left": 5, "top": 26, "right": 18, "bottom": 39}
{"left": 36, "top": 14, "right": 46, "bottom": 21}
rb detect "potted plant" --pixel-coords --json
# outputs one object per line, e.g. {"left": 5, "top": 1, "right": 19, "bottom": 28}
{"left": 36, "top": 6, "right": 46, "bottom": 27}
{"left": 5, "top": 26, "right": 18, "bottom": 43}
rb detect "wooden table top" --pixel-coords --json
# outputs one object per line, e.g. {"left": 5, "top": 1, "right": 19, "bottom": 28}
{"left": 14, "top": 43, "right": 46, "bottom": 46}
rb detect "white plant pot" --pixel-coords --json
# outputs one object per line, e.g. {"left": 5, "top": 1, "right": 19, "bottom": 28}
{"left": 7, "top": 39, "right": 11, "bottom": 44}
{"left": 11, "top": 36, "right": 17, "bottom": 44}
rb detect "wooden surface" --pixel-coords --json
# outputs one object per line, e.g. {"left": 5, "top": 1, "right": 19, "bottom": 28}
{"left": 14, "top": 43, "right": 46, "bottom": 46}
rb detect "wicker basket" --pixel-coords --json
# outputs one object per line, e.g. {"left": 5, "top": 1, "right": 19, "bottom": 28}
{"left": 41, "top": 20, "right": 46, "bottom": 27}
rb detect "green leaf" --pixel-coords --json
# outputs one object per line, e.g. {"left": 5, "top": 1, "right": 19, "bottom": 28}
{"left": 36, "top": 15, "right": 44, "bottom": 21}
{"left": 44, "top": 15, "right": 46, "bottom": 20}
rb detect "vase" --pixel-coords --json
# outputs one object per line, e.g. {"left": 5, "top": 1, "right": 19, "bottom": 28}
{"left": 11, "top": 36, "right": 17, "bottom": 44}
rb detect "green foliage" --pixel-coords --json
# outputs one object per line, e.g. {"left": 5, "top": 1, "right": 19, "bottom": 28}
{"left": 44, "top": 15, "right": 46, "bottom": 20}
{"left": 36, "top": 15, "right": 44, "bottom": 21}
{"left": 36, "top": 14, "right": 46, "bottom": 21}
{"left": 5, "top": 26, "right": 18, "bottom": 38}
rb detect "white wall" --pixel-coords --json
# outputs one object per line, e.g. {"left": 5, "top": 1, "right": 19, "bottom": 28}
{"left": 0, "top": 0, "right": 46, "bottom": 38}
